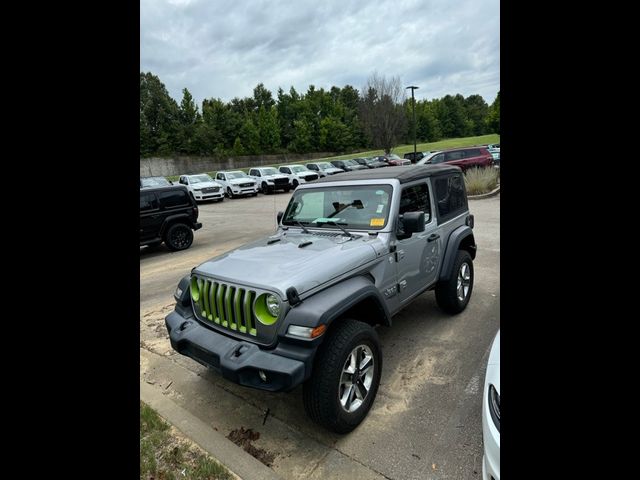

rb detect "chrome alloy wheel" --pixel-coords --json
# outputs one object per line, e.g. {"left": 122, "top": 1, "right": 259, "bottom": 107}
{"left": 457, "top": 262, "right": 471, "bottom": 302}
{"left": 339, "top": 345, "right": 374, "bottom": 413}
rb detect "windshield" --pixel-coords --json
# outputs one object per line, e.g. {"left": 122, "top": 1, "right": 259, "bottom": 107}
{"left": 387, "top": 154, "right": 401, "bottom": 160}
{"left": 226, "top": 172, "right": 247, "bottom": 179}
{"left": 282, "top": 185, "right": 393, "bottom": 231}
{"left": 290, "top": 165, "right": 307, "bottom": 173}
{"left": 189, "top": 174, "right": 213, "bottom": 184}
{"left": 317, "top": 163, "right": 333, "bottom": 170}
{"left": 344, "top": 159, "right": 359, "bottom": 166}
{"left": 141, "top": 177, "right": 170, "bottom": 187}
{"left": 261, "top": 168, "right": 279, "bottom": 175}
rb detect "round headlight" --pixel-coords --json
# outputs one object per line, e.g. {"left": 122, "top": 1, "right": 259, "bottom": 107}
{"left": 266, "top": 294, "right": 280, "bottom": 317}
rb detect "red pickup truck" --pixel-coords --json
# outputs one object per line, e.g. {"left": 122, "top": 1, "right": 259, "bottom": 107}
{"left": 422, "top": 146, "right": 493, "bottom": 171}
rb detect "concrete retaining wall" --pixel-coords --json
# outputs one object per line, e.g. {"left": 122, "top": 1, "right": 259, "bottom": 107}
{"left": 140, "top": 152, "right": 335, "bottom": 177}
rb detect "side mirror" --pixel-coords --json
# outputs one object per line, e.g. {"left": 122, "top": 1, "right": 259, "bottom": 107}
{"left": 277, "top": 211, "right": 284, "bottom": 224}
{"left": 401, "top": 211, "right": 425, "bottom": 236}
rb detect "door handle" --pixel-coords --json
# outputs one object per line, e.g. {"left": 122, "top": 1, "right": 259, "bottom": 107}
{"left": 427, "top": 234, "right": 440, "bottom": 242}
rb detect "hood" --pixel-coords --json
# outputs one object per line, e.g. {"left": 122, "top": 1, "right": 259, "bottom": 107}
{"left": 193, "top": 231, "right": 380, "bottom": 299}
{"left": 192, "top": 181, "right": 222, "bottom": 189}
{"left": 229, "top": 178, "right": 254, "bottom": 185}
{"left": 325, "top": 167, "right": 345, "bottom": 174}
{"left": 262, "top": 174, "right": 289, "bottom": 180}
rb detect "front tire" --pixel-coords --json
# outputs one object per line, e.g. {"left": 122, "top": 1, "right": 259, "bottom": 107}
{"left": 164, "top": 223, "right": 194, "bottom": 251}
{"left": 303, "top": 319, "right": 382, "bottom": 434}
{"left": 292, "top": 179, "right": 299, "bottom": 189}
{"left": 435, "top": 250, "right": 474, "bottom": 314}
{"left": 226, "top": 187, "right": 234, "bottom": 199}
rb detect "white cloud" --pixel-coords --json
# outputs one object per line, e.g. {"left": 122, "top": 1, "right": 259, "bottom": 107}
{"left": 141, "top": 0, "right": 499, "bottom": 106}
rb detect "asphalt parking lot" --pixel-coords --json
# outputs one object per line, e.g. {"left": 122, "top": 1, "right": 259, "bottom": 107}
{"left": 140, "top": 191, "right": 500, "bottom": 480}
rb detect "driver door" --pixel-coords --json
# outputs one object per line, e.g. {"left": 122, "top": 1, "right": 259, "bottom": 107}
{"left": 394, "top": 181, "right": 442, "bottom": 305}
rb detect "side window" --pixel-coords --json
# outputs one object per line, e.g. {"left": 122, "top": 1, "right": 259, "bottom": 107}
{"left": 308, "top": 164, "right": 317, "bottom": 171}
{"left": 398, "top": 183, "right": 431, "bottom": 222}
{"left": 445, "top": 151, "right": 464, "bottom": 161}
{"left": 216, "top": 173, "right": 223, "bottom": 181}
{"left": 157, "top": 190, "right": 190, "bottom": 209}
{"left": 435, "top": 174, "right": 467, "bottom": 221}
{"left": 431, "top": 153, "right": 444, "bottom": 164}
{"left": 466, "top": 148, "right": 481, "bottom": 157}
{"left": 140, "top": 192, "right": 158, "bottom": 211}
{"left": 283, "top": 168, "right": 291, "bottom": 174}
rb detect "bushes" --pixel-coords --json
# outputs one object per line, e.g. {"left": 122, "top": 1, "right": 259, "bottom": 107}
{"left": 464, "top": 167, "right": 499, "bottom": 195}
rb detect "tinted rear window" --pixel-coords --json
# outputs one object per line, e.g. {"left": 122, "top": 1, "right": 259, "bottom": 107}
{"left": 157, "top": 190, "right": 191, "bottom": 208}
{"left": 464, "top": 148, "right": 481, "bottom": 157}
{"left": 435, "top": 174, "right": 467, "bottom": 221}
{"left": 140, "top": 192, "right": 158, "bottom": 211}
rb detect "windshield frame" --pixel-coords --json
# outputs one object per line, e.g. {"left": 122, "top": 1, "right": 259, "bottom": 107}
{"left": 281, "top": 183, "right": 395, "bottom": 232}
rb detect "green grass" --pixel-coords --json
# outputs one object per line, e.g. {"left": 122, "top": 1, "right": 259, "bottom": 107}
{"left": 140, "top": 401, "right": 232, "bottom": 480}
{"left": 464, "top": 166, "right": 500, "bottom": 195}
{"left": 151, "top": 134, "right": 501, "bottom": 180}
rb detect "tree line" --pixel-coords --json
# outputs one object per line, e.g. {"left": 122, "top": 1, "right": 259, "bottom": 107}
{"left": 140, "top": 71, "right": 500, "bottom": 157}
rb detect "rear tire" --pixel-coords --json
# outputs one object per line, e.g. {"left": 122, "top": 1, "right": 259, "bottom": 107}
{"left": 435, "top": 250, "right": 474, "bottom": 314}
{"left": 303, "top": 319, "right": 382, "bottom": 434}
{"left": 164, "top": 223, "right": 194, "bottom": 251}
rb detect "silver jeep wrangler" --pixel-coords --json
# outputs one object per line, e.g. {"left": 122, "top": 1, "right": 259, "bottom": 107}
{"left": 166, "top": 165, "right": 476, "bottom": 433}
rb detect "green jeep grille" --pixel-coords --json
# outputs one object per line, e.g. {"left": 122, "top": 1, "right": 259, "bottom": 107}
{"left": 190, "top": 276, "right": 257, "bottom": 336}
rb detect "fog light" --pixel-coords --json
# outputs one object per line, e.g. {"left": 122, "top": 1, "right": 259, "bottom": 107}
{"left": 259, "top": 370, "right": 267, "bottom": 382}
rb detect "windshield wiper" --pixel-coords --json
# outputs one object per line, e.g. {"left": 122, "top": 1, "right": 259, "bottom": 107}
{"left": 295, "top": 220, "right": 311, "bottom": 234}
{"left": 323, "top": 221, "right": 354, "bottom": 238}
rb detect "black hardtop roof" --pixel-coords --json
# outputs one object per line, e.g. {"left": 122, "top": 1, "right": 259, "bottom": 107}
{"left": 140, "top": 184, "right": 188, "bottom": 193}
{"left": 314, "top": 165, "right": 461, "bottom": 184}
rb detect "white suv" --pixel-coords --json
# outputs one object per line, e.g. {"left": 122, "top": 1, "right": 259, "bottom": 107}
{"left": 215, "top": 171, "right": 259, "bottom": 198}
{"left": 305, "top": 161, "right": 345, "bottom": 177}
{"left": 248, "top": 167, "right": 291, "bottom": 194}
{"left": 177, "top": 173, "right": 224, "bottom": 202}
{"left": 278, "top": 164, "right": 320, "bottom": 189}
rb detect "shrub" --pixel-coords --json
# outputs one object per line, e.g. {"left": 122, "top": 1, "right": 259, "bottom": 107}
{"left": 464, "top": 167, "right": 499, "bottom": 195}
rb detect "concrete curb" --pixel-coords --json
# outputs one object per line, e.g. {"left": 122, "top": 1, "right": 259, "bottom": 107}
{"left": 468, "top": 184, "right": 500, "bottom": 200}
{"left": 141, "top": 380, "right": 283, "bottom": 480}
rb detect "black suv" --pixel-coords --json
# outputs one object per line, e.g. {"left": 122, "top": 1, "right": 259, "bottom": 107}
{"left": 140, "top": 185, "right": 202, "bottom": 251}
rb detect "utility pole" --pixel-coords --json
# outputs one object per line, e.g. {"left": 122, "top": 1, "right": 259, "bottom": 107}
{"left": 406, "top": 86, "right": 419, "bottom": 162}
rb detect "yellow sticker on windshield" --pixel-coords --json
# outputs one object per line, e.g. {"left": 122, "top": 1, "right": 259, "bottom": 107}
{"left": 370, "top": 218, "right": 385, "bottom": 227}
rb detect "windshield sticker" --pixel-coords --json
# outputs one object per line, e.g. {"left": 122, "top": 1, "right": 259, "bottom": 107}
{"left": 370, "top": 218, "right": 385, "bottom": 227}
{"left": 376, "top": 204, "right": 384, "bottom": 213}
{"left": 375, "top": 190, "right": 385, "bottom": 195}
{"left": 312, "top": 217, "right": 335, "bottom": 223}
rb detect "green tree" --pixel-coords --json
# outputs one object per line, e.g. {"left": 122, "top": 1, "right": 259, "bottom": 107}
{"left": 319, "top": 116, "right": 351, "bottom": 152}
{"left": 289, "top": 118, "right": 313, "bottom": 153}
{"left": 464, "top": 94, "right": 490, "bottom": 135}
{"left": 232, "top": 137, "right": 244, "bottom": 155}
{"left": 239, "top": 118, "right": 260, "bottom": 155}
{"left": 486, "top": 91, "right": 500, "bottom": 134}
{"left": 258, "top": 106, "right": 281, "bottom": 153}
{"left": 176, "top": 88, "right": 200, "bottom": 154}
{"left": 139, "top": 72, "right": 180, "bottom": 155}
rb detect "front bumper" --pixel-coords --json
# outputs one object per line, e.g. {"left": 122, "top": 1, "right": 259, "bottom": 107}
{"left": 231, "top": 186, "right": 258, "bottom": 195}
{"left": 194, "top": 192, "right": 223, "bottom": 200}
{"left": 482, "top": 386, "right": 500, "bottom": 480}
{"left": 166, "top": 310, "right": 306, "bottom": 392}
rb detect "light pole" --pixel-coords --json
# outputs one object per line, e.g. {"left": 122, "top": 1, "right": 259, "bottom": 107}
{"left": 406, "top": 86, "right": 419, "bottom": 161}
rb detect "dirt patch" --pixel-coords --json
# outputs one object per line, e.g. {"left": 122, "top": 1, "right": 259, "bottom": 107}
{"left": 226, "top": 427, "right": 276, "bottom": 467}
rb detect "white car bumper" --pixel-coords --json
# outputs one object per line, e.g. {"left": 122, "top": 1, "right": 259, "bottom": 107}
{"left": 193, "top": 191, "right": 224, "bottom": 201}
{"left": 482, "top": 387, "right": 500, "bottom": 480}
